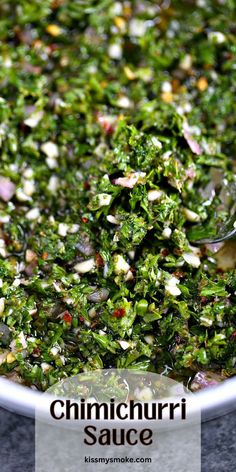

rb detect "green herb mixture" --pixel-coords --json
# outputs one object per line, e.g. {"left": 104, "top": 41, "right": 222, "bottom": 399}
{"left": 0, "top": 0, "right": 236, "bottom": 391}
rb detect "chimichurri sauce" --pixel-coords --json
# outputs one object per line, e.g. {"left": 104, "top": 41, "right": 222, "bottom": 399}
{"left": 0, "top": 0, "right": 236, "bottom": 391}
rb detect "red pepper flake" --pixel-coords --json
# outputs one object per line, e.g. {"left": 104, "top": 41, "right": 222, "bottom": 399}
{"left": 200, "top": 296, "right": 208, "bottom": 305}
{"left": 32, "top": 347, "right": 41, "bottom": 357}
{"left": 81, "top": 217, "right": 88, "bottom": 224}
{"left": 63, "top": 311, "right": 73, "bottom": 324}
{"left": 51, "top": 0, "right": 64, "bottom": 9}
{"left": 42, "top": 252, "right": 49, "bottom": 260}
{"left": 173, "top": 248, "right": 183, "bottom": 256}
{"left": 95, "top": 253, "right": 104, "bottom": 267}
{"left": 161, "top": 248, "right": 169, "bottom": 257}
{"left": 79, "top": 316, "right": 85, "bottom": 322}
{"left": 172, "top": 270, "right": 185, "bottom": 279}
{"left": 127, "top": 266, "right": 136, "bottom": 282}
{"left": 91, "top": 321, "right": 98, "bottom": 329}
{"left": 48, "top": 43, "right": 59, "bottom": 52}
{"left": 83, "top": 181, "right": 91, "bottom": 190}
{"left": 97, "top": 113, "right": 115, "bottom": 135}
{"left": 112, "top": 308, "right": 126, "bottom": 318}
{"left": 2, "top": 233, "right": 12, "bottom": 245}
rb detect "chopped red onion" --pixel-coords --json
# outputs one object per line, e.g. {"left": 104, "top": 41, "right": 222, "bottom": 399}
{"left": 183, "top": 123, "right": 202, "bottom": 155}
{"left": 0, "top": 176, "right": 16, "bottom": 202}
{"left": 191, "top": 371, "right": 223, "bottom": 391}
{"left": 97, "top": 113, "right": 117, "bottom": 135}
{"left": 76, "top": 235, "right": 95, "bottom": 256}
{"left": 113, "top": 172, "right": 146, "bottom": 188}
{"left": 205, "top": 242, "right": 224, "bottom": 253}
{"left": 87, "top": 288, "right": 110, "bottom": 303}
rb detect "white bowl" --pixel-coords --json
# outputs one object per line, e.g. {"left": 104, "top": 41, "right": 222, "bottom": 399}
{"left": 0, "top": 375, "right": 236, "bottom": 421}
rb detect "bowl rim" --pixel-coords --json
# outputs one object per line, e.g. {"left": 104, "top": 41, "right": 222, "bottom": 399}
{"left": 0, "top": 374, "right": 236, "bottom": 421}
